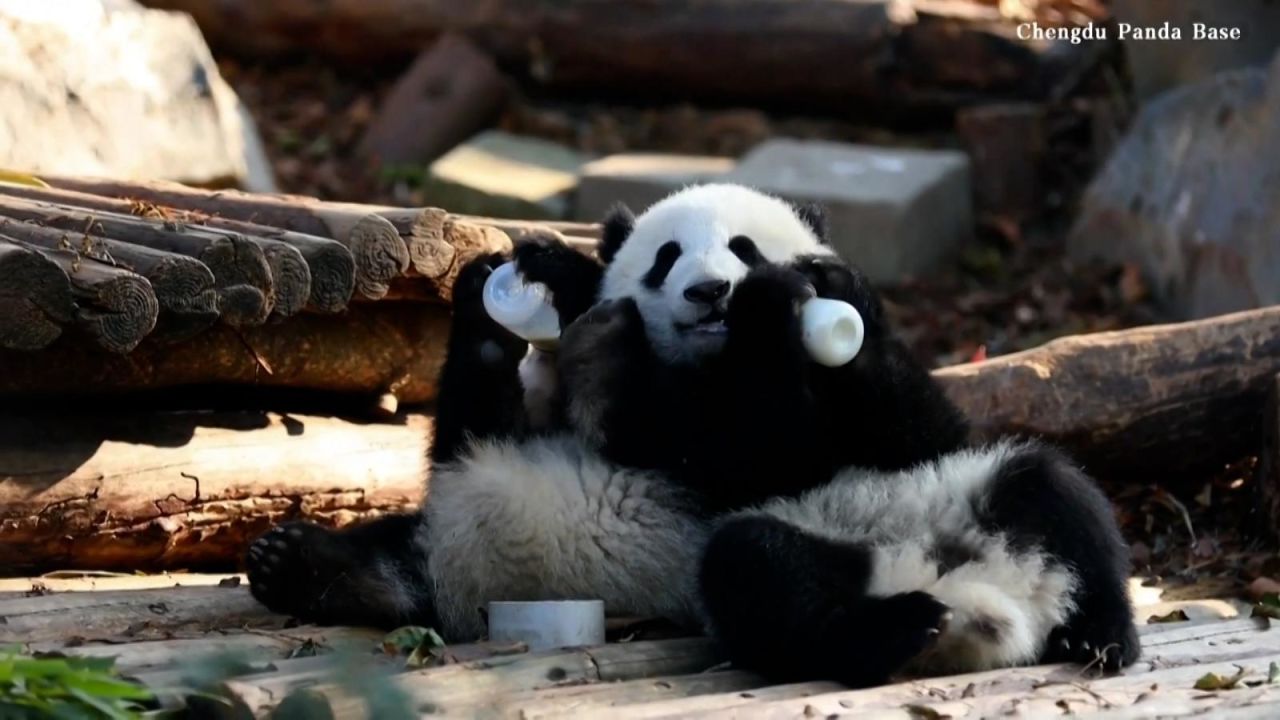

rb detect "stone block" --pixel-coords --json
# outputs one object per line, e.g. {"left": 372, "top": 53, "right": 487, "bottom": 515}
{"left": 424, "top": 131, "right": 586, "bottom": 220}
{"left": 573, "top": 153, "right": 734, "bottom": 221}
{"left": 726, "top": 139, "right": 972, "bottom": 283}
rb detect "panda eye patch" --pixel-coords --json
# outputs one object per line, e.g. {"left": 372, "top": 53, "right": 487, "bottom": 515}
{"left": 728, "top": 235, "right": 764, "bottom": 267}
{"left": 643, "top": 241, "right": 683, "bottom": 289}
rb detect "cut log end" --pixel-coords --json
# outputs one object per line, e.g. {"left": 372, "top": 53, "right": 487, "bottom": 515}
{"left": 305, "top": 243, "right": 357, "bottom": 313}
{"left": 74, "top": 275, "right": 160, "bottom": 353}
{"left": 258, "top": 243, "right": 312, "bottom": 319}
{"left": 201, "top": 237, "right": 274, "bottom": 324}
{"left": 348, "top": 214, "right": 409, "bottom": 300}
{"left": 215, "top": 285, "right": 269, "bottom": 327}
{"left": 0, "top": 241, "right": 74, "bottom": 350}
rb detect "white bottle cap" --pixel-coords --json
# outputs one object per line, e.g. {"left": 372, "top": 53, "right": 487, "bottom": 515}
{"left": 801, "top": 297, "right": 865, "bottom": 367}
{"left": 482, "top": 262, "right": 561, "bottom": 346}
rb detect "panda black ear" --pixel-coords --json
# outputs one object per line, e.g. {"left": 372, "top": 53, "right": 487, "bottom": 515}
{"left": 599, "top": 203, "right": 635, "bottom": 263}
{"left": 793, "top": 201, "right": 829, "bottom": 243}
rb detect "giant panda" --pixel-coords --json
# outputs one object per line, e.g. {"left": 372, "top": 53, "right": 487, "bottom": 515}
{"left": 246, "top": 183, "right": 1138, "bottom": 688}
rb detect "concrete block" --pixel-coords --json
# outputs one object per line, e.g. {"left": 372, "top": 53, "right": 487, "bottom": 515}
{"left": 725, "top": 139, "right": 972, "bottom": 283}
{"left": 574, "top": 153, "right": 735, "bottom": 221}
{"left": 424, "top": 131, "right": 587, "bottom": 219}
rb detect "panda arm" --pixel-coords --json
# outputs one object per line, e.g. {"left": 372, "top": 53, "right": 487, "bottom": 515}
{"left": 556, "top": 298, "right": 684, "bottom": 470}
{"left": 790, "top": 255, "right": 972, "bottom": 470}
{"left": 512, "top": 233, "right": 605, "bottom": 327}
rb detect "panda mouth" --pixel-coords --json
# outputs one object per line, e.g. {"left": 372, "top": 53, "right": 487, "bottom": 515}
{"left": 677, "top": 311, "right": 728, "bottom": 336}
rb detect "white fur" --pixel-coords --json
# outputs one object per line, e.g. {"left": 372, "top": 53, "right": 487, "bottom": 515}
{"left": 599, "top": 184, "right": 834, "bottom": 364}
{"left": 738, "top": 441, "right": 1078, "bottom": 673}
{"left": 424, "top": 434, "right": 708, "bottom": 640}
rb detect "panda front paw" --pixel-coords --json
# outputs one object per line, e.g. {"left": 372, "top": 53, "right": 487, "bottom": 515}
{"left": 246, "top": 522, "right": 353, "bottom": 623}
{"left": 450, "top": 253, "right": 528, "bottom": 365}
{"left": 725, "top": 266, "right": 814, "bottom": 345}
{"left": 1044, "top": 613, "right": 1140, "bottom": 674}
{"left": 512, "top": 232, "right": 604, "bottom": 326}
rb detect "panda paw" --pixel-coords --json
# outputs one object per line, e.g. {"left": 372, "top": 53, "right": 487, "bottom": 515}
{"left": 560, "top": 297, "right": 646, "bottom": 367}
{"left": 246, "top": 522, "right": 350, "bottom": 622}
{"left": 726, "top": 265, "right": 814, "bottom": 342}
{"left": 791, "top": 255, "right": 860, "bottom": 301}
{"left": 450, "top": 253, "right": 527, "bottom": 363}
{"left": 878, "top": 591, "right": 954, "bottom": 666}
{"left": 512, "top": 232, "right": 603, "bottom": 324}
{"left": 1044, "top": 614, "right": 1140, "bottom": 674}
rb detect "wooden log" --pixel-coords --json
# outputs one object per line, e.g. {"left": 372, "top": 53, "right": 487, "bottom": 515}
{"left": 282, "top": 638, "right": 721, "bottom": 719}
{"left": 139, "top": 0, "right": 1105, "bottom": 121}
{"left": 0, "top": 410, "right": 429, "bottom": 573}
{"left": 0, "top": 195, "right": 272, "bottom": 325}
{"left": 935, "top": 305, "right": 1280, "bottom": 482}
{"left": 373, "top": 207, "right": 511, "bottom": 301}
{"left": 21, "top": 241, "right": 160, "bottom": 353}
{"left": 0, "top": 302, "right": 449, "bottom": 404}
{"left": 1255, "top": 373, "right": 1280, "bottom": 539}
{"left": 0, "top": 219, "right": 220, "bottom": 341}
{"left": 458, "top": 215, "right": 602, "bottom": 242}
{"left": 357, "top": 33, "right": 510, "bottom": 167}
{"left": 0, "top": 183, "right": 355, "bottom": 313}
{"left": 0, "top": 586, "right": 282, "bottom": 645}
{"left": 505, "top": 670, "right": 764, "bottom": 720}
{"left": 0, "top": 237, "right": 75, "bottom": 350}
{"left": 43, "top": 176, "right": 407, "bottom": 300}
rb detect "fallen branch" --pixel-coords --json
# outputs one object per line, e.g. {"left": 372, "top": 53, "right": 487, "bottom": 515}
{"left": 936, "top": 305, "right": 1280, "bottom": 481}
{"left": 0, "top": 411, "right": 430, "bottom": 573}
{"left": 23, "top": 243, "right": 159, "bottom": 353}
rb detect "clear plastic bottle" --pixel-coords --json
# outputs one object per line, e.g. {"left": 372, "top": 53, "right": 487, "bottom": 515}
{"left": 482, "top": 262, "right": 561, "bottom": 348}
{"left": 801, "top": 298, "right": 865, "bottom": 367}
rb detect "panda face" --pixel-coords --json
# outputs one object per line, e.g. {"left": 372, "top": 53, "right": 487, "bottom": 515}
{"left": 599, "top": 184, "right": 832, "bottom": 364}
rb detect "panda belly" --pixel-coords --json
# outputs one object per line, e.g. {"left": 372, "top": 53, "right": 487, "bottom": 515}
{"left": 423, "top": 434, "right": 709, "bottom": 640}
{"left": 746, "top": 441, "right": 1078, "bottom": 673}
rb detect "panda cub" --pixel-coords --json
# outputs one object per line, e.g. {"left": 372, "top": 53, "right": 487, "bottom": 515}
{"left": 246, "top": 184, "right": 1138, "bottom": 688}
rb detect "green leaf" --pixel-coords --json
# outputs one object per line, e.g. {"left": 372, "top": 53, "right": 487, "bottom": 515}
{"left": 1269, "top": 662, "right": 1279, "bottom": 684}
{"left": 1194, "top": 666, "right": 1248, "bottom": 690}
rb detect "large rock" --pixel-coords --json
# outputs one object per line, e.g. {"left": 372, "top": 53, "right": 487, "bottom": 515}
{"left": 574, "top": 153, "right": 734, "bottom": 221}
{"left": 423, "top": 131, "right": 586, "bottom": 220}
{"left": 1069, "top": 54, "right": 1280, "bottom": 320}
{"left": 1112, "top": 0, "right": 1280, "bottom": 102}
{"left": 726, "top": 139, "right": 972, "bottom": 283}
{"left": 0, "top": 0, "right": 275, "bottom": 191}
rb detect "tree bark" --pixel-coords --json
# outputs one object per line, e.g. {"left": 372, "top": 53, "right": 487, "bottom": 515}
{"left": 0, "top": 195, "right": 272, "bottom": 325}
{"left": 935, "top": 305, "right": 1280, "bottom": 482}
{"left": 0, "top": 218, "right": 219, "bottom": 342}
{"left": 23, "top": 243, "right": 159, "bottom": 354}
{"left": 43, "top": 176, "right": 408, "bottom": 301}
{"left": 0, "top": 303, "right": 450, "bottom": 404}
{"left": 0, "top": 237, "right": 75, "bottom": 350}
{"left": 0, "top": 411, "right": 430, "bottom": 573}
{"left": 138, "top": 0, "right": 1104, "bottom": 121}
{"left": 358, "top": 33, "right": 510, "bottom": 167}
{"left": 1254, "top": 373, "right": 1280, "bottom": 540}
{"left": 0, "top": 183, "right": 356, "bottom": 313}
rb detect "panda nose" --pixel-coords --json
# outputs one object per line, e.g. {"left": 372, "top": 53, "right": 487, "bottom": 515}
{"left": 684, "top": 280, "right": 730, "bottom": 306}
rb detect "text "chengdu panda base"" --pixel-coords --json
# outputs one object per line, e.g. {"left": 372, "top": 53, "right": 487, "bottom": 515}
{"left": 1017, "top": 21, "right": 1243, "bottom": 44}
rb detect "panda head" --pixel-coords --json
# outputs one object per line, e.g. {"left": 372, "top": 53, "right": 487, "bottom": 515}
{"left": 598, "top": 183, "right": 835, "bottom": 365}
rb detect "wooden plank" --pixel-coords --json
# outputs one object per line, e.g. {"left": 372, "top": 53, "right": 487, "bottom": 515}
{"left": 0, "top": 572, "right": 244, "bottom": 594}
{"left": 505, "top": 670, "right": 765, "bottom": 719}
{"left": 0, "top": 586, "right": 282, "bottom": 644}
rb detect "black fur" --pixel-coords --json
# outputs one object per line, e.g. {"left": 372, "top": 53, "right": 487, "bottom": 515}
{"left": 727, "top": 235, "right": 766, "bottom": 267}
{"left": 599, "top": 203, "right": 635, "bottom": 263}
{"left": 642, "top": 241, "right": 683, "bottom": 289}
{"left": 246, "top": 513, "right": 435, "bottom": 628}
{"left": 791, "top": 201, "right": 828, "bottom": 242}
{"left": 982, "top": 444, "right": 1140, "bottom": 671}
{"left": 700, "top": 515, "right": 951, "bottom": 687}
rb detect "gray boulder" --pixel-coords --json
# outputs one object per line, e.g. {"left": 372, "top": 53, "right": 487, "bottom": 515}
{"left": 1069, "top": 53, "right": 1280, "bottom": 320}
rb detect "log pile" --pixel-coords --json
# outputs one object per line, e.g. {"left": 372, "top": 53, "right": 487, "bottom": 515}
{"left": 0, "top": 176, "right": 560, "bottom": 357}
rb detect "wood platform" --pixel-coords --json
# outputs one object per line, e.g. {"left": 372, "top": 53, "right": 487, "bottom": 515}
{"left": 5, "top": 575, "right": 1280, "bottom": 719}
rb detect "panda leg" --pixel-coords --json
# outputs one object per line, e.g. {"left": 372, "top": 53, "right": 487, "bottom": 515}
{"left": 700, "top": 515, "right": 952, "bottom": 688}
{"left": 432, "top": 253, "right": 533, "bottom": 464}
{"left": 982, "top": 444, "right": 1140, "bottom": 671}
{"left": 246, "top": 512, "right": 436, "bottom": 628}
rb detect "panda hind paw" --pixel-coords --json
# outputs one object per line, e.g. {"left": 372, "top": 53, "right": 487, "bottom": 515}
{"left": 246, "top": 522, "right": 347, "bottom": 622}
